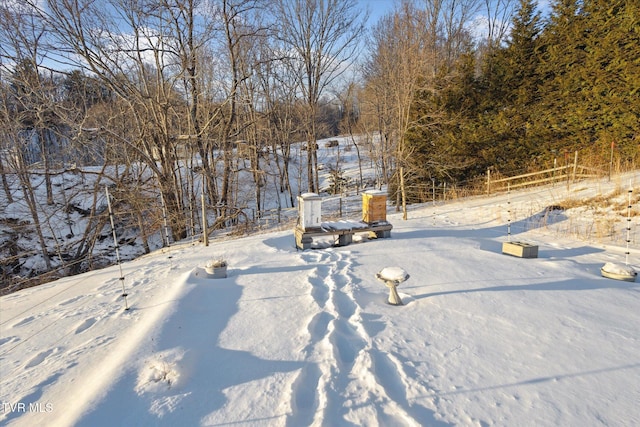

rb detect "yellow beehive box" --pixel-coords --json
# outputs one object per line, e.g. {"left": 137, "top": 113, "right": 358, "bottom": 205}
{"left": 362, "top": 190, "right": 387, "bottom": 223}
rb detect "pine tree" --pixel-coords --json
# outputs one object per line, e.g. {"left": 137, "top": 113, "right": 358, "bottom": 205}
{"left": 476, "top": 0, "right": 544, "bottom": 174}
{"left": 578, "top": 0, "right": 640, "bottom": 158}
{"left": 504, "top": 0, "right": 542, "bottom": 108}
{"left": 401, "top": 46, "right": 483, "bottom": 195}
{"left": 537, "top": 0, "right": 640, "bottom": 160}
{"left": 536, "top": 0, "right": 586, "bottom": 151}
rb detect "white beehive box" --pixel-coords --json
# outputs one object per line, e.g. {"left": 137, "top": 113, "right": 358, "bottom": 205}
{"left": 298, "top": 193, "right": 322, "bottom": 231}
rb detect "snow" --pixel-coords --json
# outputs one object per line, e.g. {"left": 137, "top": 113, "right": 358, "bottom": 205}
{"left": 601, "top": 261, "right": 636, "bottom": 276}
{"left": 321, "top": 220, "right": 380, "bottom": 231}
{"left": 301, "top": 193, "right": 322, "bottom": 199}
{"left": 376, "top": 267, "right": 409, "bottom": 283}
{"left": 2, "top": 155, "right": 640, "bottom": 425}
{"left": 600, "top": 261, "right": 637, "bottom": 282}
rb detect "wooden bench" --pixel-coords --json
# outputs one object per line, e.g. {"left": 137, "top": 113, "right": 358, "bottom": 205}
{"left": 295, "top": 220, "right": 392, "bottom": 250}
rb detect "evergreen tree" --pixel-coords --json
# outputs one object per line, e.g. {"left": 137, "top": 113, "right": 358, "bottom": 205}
{"left": 504, "top": 0, "right": 542, "bottom": 108}
{"left": 537, "top": 0, "right": 640, "bottom": 160}
{"left": 401, "top": 46, "right": 482, "bottom": 198}
{"left": 537, "top": 0, "right": 589, "bottom": 150}
{"left": 578, "top": 0, "right": 640, "bottom": 159}
{"left": 476, "top": 0, "right": 544, "bottom": 174}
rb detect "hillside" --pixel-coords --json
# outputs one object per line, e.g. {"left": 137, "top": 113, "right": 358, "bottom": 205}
{"left": 1, "top": 169, "right": 639, "bottom": 426}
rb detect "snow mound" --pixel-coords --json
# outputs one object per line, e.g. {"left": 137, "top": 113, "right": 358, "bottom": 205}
{"left": 136, "top": 347, "right": 191, "bottom": 394}
{"left": 376, "top": 266, "right": 410, "bottom": 283}
{"left": 601, "top": 262, "right": 637, "bottom": 282}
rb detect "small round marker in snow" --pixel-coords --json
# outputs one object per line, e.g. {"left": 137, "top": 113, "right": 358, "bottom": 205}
{"left": 600, "top": 262, "right": 637, "bottom": 282}
{"left": 376, "top": 267, "right": 410, "bottom": 306}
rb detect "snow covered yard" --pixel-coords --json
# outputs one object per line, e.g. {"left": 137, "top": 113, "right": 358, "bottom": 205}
{"left": 1, "top": 172, "right": 639, "bottom": 426}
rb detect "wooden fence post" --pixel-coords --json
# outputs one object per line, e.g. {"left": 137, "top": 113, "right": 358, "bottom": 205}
{"left": 202, "top": 174, "right": 208, "bottom": 247}
{"left": 432, "top": 179, "right": 436, "bottom": 206}
{"left": 159, "top": 192, "right": 171, "bottom": 247}
{"left": 486, "top": 168, "right": 491, "bottom": 195}
{"left": 400, "top": 166, "right": 407, "bottom": 220}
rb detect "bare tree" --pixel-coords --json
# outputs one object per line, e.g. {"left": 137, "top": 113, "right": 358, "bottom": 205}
{"left": 362, "top": 0, "right": 479, "bottom": 218}
{"left": 33, "top": 0, "right": 221, "bottom": 240}
{"left": 198, "top": 0, "right": 270, "bottom": 227}
{"left": 253, "top": 40, "right": 304, "bottom": 208}
{"left": 234, "top": 11, "right": 272, "bottom": 216}
{"left": 0, "top": 154, "right": 12, "bottom": 204}
{"left": 475, "top": 0, "right": 517, "bottom": 81}
{"left": 335, "top": 82, "right": 364, "bottom": 189}
{"left": 0, "top": 2, "right": 58, "bottom": 271}
{"left": 275, "top": 0, "right": 367, "bottom": 193}
{"left": 0, "top": 4, "right": 61, "bottom": 206}
{"left": 482, "top": 0, "right": 516, "bottom": 49}
{"left": 163, "top": 0, "right": 220, "bottom": 207}
{"left": 363, "top": 1, "right": 432, "bottom": 214}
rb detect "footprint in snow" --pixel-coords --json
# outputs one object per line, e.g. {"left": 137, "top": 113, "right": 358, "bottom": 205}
{"left": 24, "top": 348, "right": 58, "bottom": 369}
{"left": 74, "top": 317, "right": 98, "bottom": 334}
{"left": 0, "top": 336, "right": 19, "bottom": 347}
{"left": 59, "top": 295, "right": 84, "bottom": 306}
{"left": 12, "top": 315, "right": 36, "bottom": 328}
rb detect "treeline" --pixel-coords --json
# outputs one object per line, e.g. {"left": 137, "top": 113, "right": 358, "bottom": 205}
{"left": 1, "top": 0, "right": 367, "bottom": 244}
{"left": 0, "top": 0, "right": 638, "bottom": 286}
{"left": 372, "top": 0, "right": 640, "bottom": 203}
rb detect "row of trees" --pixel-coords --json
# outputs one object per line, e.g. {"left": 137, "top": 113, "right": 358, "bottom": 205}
{"left": 375, "top": 0, "right": 640, "bottom": 203}
{"left": 1, "top": 0, "right": 638, "bottom": 287}
{"left": 1, "top": 0, "right": 367, "bottom": 241}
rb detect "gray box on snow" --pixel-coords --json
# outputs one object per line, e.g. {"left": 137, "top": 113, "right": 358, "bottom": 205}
{"left": 502, "top": 241, "right": 538, "bottom": 258}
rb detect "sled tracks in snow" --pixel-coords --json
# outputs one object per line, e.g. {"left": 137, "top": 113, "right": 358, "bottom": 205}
{"left": 288, "top": 249, "right": 443, "bottom": 426}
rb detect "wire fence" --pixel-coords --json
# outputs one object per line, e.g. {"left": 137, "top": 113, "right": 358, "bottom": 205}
{"left": 0, "top": 148, "right": 636, "bottom": 294}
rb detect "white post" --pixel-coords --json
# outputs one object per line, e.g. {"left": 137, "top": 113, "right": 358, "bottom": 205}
{"left": 626, "top": 186, "right": 632, "bottom": 265}
{"left": 507, "top": 182, "right": 511, "bottom": 242}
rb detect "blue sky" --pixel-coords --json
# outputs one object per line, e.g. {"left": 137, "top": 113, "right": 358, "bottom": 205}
{"left": 358, "top": 0, "right": 396, "bottom": 26}
{"left": 359, "top": 0, "right": 552, "bottom": 29}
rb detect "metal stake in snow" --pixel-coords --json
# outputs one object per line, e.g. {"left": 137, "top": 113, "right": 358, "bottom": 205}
{"left": 507, "top": 182, "right": 512, "bottom": 242}
{"left": 600, "top": 184, "right": 637, "bottom": 282}
{"left": 376, "top": 267, "right": 410, "bottom": 306}
{"left": 105, "top": 186, "right": 129, "bottom": 310}
{"left": 625, "top": 185, "right": 632, "bottom": 266}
